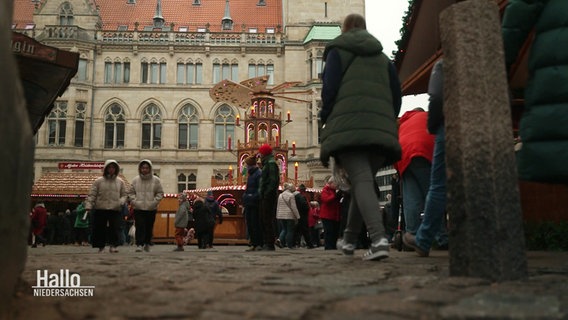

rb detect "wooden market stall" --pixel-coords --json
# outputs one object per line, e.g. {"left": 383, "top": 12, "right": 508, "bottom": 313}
{"left": 394, "top": 0, "right": 567, "bottom": 222}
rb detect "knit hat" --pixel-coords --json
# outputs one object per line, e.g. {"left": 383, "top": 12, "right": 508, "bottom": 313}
{"left": 245, "top": 156, "right": 257, "bottom": 166}
{"left": 258, "top": 143, "right": 272, "bottom": 156}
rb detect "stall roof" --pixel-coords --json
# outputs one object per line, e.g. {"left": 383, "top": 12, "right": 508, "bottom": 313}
{"left": 394, "top": 0, "right": 520, "bottom": 95}
{"left": 31, "top": 172, "right": 131, "bottom": 198}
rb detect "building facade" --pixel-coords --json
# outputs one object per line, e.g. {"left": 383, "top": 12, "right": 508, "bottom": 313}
{"left": 13, "top": 0, "right": 396, "bottom": 203}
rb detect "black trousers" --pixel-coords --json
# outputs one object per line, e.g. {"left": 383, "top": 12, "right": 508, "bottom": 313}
{"left": 134, "top": 210, "right": 157, "bottom": 246}
{"left": 91, "top": 210, "right": 121, "bottom": 249}
{"left": 260, "top": 191, "right": 278, "bottom": 247}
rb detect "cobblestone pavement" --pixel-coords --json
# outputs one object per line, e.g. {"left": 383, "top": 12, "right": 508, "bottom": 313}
{"left": 10, "top": 244, "right": 568, "bottom": 320}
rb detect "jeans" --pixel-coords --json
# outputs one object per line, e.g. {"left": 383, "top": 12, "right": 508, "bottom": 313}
{"left": 416, "top": 127, "right": 448, "bottom": 252}
{"left": 402, "top": 157, "right": 431, "bottom": 234}
{"left": 278, "top": 219, "right": 297, "bottom": 248}
{"left": 336, "top": 151, "right": 386, "bottom": 245}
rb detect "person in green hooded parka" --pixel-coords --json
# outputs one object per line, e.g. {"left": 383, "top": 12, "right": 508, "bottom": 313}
{"left": 319, "top": 13, "right": 402, "bottom": 261}
{"left": 502, "top": 0, "right": 568, "bottom": 183}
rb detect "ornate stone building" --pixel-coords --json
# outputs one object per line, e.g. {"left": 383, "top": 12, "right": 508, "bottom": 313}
{"left": 13, "top": 0, "right": 366, "bottom": 193}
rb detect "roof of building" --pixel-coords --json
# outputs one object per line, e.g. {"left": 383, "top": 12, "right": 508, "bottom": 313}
{"left": 13, "top": 0, "right": 283, "bottom": 32}
{"left": 303, "top": 25, "right": 341, "bottom": 44}
{"left": 31, "top": 172, "right": 131, "bottom": 197}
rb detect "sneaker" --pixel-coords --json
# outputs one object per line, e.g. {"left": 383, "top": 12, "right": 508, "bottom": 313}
{"left": 245, "top": 246, "right": 257, "bottom": 252}
{"left": 143, "top": 244, "right": 150, "bottom": 252}
{"left": 336, "top": 238, "right": 355, "bottom": 256}
{"left": 173, "top": 247, "right": 184, "bottom": 252}
{"left": 274, "top": 239, "right": 283, "bottom": 248}
{"left": 402, "top": 233, "right": 429, "bottom": 257}
{"left": 362, "top": 238, "right": 390, "bottom": 261}
{"left": 135, "top": 246, "right": 143, "bottom": 252}
{"left": 109, "top": 246, "right": 119, "bottom": 253}
{"left": 98, "top": 247, "right": 105, "bottom": 253}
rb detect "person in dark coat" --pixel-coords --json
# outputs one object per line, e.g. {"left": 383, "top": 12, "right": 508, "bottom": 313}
{"left": 320, "top": 13, "right": 402, "bottom": 261}
{"left": 257, "top": 143, "right": 280, "bottom": 251}
{"left": 192, "top": 198, "right": 213, "bottom": 249}
{"left": 204, "top": 191, "right": 222, "bottom": 248}
{"left": 502, "top": 0, "right": 568, "bottom": 183}
{"left": 242, "top": 156, "right": 263, "bottom": 251}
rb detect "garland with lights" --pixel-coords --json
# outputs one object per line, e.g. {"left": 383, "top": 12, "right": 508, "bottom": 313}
{"left": 392, "top": 0, "right": 416, "bottom": 64}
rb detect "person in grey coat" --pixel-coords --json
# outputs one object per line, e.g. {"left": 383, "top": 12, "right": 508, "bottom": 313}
{"left": 173, "top": 193, "right": 190, "bottom": 251}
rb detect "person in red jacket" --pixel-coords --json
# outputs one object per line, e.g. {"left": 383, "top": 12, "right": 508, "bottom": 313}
{"left": 394, "top": 108, "right": 434, "bottom": 236}
{"left": 31, "top": 203, "right": 48, "bottom": 247}
{"left": 319, "top": 177, "right": 341, "bottom": 250}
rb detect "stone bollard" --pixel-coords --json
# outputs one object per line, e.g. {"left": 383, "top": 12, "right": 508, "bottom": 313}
{"left": 440, "top": 0, "right": 527, "bottom": 281}
{"left": 0, "top": 0, "right": 35, "bottom": 318}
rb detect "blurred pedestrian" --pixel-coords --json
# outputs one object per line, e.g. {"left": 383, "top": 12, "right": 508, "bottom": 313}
{"left": 502, "top": 0, "right": 568, "bottom": 182}
{"left": 173, "top": 193, "right": 190, "bottom": 251}
{"left": 276, "top": 182, "right": 300, "bottom": 249}
{"left": 257, "top": 143, "right": 280, "bottom": 251}
{"left": 30, "top": 202, "right": 48, "bottom": 247}
{"left": 73, "top": 201, "right": 90, "bottom": 246}
{"left": 85, "top": 159, "right": 127, "bottom": 253}
{"left": 204, "top": 190, "right": 223, "bottom": 248}
{"left": 320, "top": 13, "right": 402, "bottom": 260}
{"left": 130, "top": 159, "right": 164, "bottom": 252}
{"left": 403, "top": 59, "right": 449, "bottom": 256}
{"left": 319, "top": 177, "right": 341, "bottom": 250}
{"left": 242, "top": 156, "right": 263, "bottom": 251}
{"left": 394, "top": 108, "right": 434, "bottom": 236}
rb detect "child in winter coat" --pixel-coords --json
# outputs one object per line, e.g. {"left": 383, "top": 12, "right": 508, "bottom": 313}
{"left": 192, "top": 198, "right": 214, "bottom": 249}
{"left": 173, "top": 193, "right": 190, "bottom": 251}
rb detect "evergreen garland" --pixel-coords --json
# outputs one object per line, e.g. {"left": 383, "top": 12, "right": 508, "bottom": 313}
{"left": 392, "top": 0, "right": 416, "bottom": 64}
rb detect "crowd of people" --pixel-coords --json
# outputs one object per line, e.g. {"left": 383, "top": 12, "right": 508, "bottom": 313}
{"left": 31, "top": 3, "right": 553, "bottom": 260}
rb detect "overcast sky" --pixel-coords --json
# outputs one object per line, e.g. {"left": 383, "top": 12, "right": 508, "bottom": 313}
{"left": 365, "top": 0, "right": 429, "bottom": 115}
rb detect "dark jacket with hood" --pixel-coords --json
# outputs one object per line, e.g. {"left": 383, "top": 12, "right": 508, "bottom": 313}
{"left": 129, "top": 159, "right": 164, "bottom": 211}
{"left": 86, "top": 159, "right": 127, "bottom": 211}
{"left": 243, "top": 165, "right": 262, "bottom": 207}
{"left": 502, "top": 0, "right": 568, "bottom": 182}
{"left": 319, "top": 28, "right": 402, "bottom": 167}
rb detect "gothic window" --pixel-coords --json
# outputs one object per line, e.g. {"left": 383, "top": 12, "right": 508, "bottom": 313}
{"left": 178, "top": 104, "right": 199, "bottom": 149}
{"left": 141, "top": 104, "right": 162, "bottom": 149}
{"left": 104, "top": 103, "right": 125, "bottom": 149}
{"left": 59, "top": 2, "right": 74, "bottom": 25}
{"left": 214, "top": 105, "right": 235, "bottom": 149}
{"left": 47, "top": 101, "right": 67, "bottom": 145}
{"left": 74, "top": 102, "right": 86, "bottom": 147}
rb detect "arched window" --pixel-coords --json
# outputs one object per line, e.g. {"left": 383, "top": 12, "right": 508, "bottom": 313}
{"left": 178, "top": 104, "right": 199, "bottom": 149}
{"left": 258, "top": 122, "right": 268, "bottom": 142}
{"left": 104, "top": 103, "right": 125, "bottom": 148}
{"left": 214, "top": 105, "right": 235, "bottom": 149}
{"left": 59, "top": 2, "right": 74, "bottom": 25}
{"left": 74, "top": 102, "right": 86, "bottom": 147}
{"left": 141, "top": 104, "right": 162, "bottom": 149}
{"left": 47, "top": 101, "right": 67, "bottom": 145}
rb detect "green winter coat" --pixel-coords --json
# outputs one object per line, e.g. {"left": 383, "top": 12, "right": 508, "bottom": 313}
{"left": 74, "top": 202, "right": 89, "bottom": 228}
{"left": 502, "top": 0, "right": 568, "bottom": 182}
{"left": 320, "top": 29, "right": 401, "bottom": 166}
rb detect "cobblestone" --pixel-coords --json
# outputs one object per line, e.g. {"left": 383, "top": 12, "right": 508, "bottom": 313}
{"left": 10, "top": 245, "right": 568, "bottom": 319}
